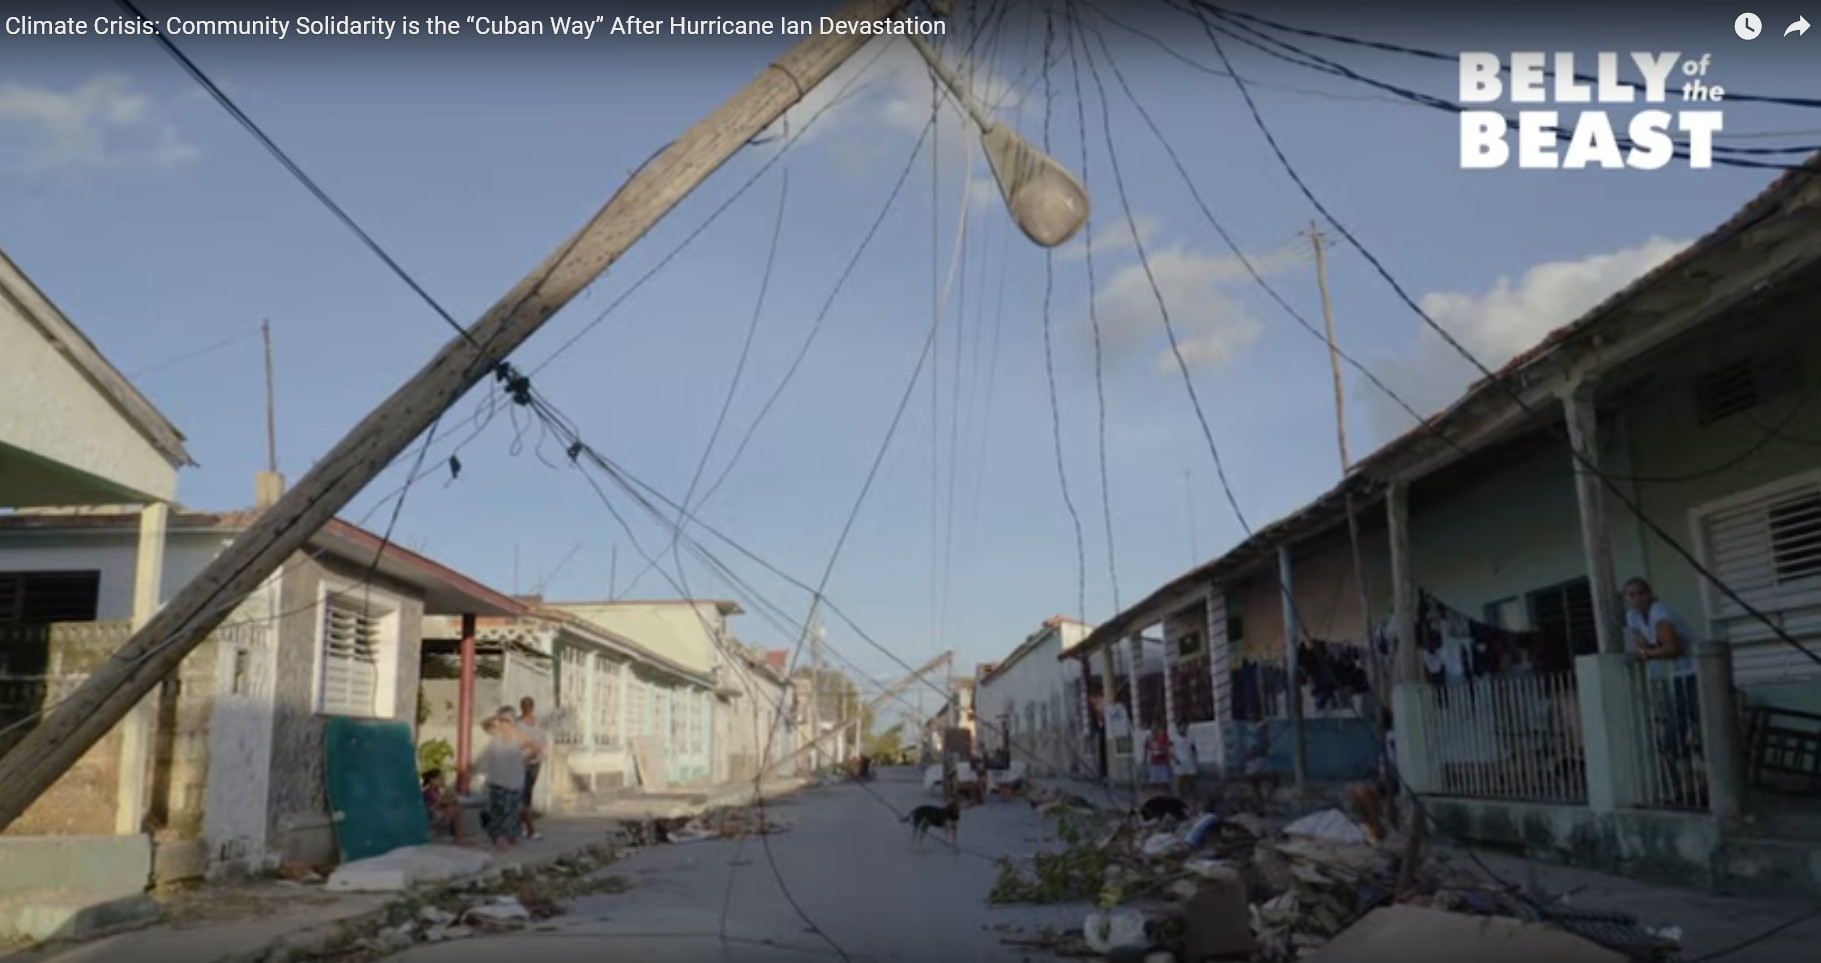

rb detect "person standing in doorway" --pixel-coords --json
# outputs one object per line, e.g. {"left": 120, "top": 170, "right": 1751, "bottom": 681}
{"left": 1622, "top": 578, "right": 1701, "bottom": 781}
{"left": 516, "top": 697, "right": 549, "bottom": 841}
{"left": 1145, "top": 725, "right": 1173, "bottom": 788}
{"left": 1170, "top": 722, "right": 1199, "bottom": 802}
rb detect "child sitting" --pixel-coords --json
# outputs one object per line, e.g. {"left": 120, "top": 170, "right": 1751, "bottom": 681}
{"left": 421, "top": 768, "right": 463, "bottom": 843}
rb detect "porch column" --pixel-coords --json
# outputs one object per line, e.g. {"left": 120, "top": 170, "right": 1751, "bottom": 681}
{"left": 115, "top": 501, "right": 168, "bottom": 836}
{"left": 1695, "top": 639, "right": 1744, "bottom": 821}
{"left": 1099, "top": 646, "right": 1119, "bottom": 783}
{"left": 582, "top": 652, "right": 599, "bottom": 747}
{"left": 1205, "top": 587, "right": 1231, "bottom": 775}
{"left": 1277, "top": 544, "right": 1308, "bottom": 793}
{"left": 1160, "top": 632, "right": 1178, "bottom": 730}
{"left": 618, "top": 668, "right": 632, "bottom": 747}
{"left": 1563, "top": 382, "right": 1622, "bottom": 654}
{"left": 455, "top": 614, "right": 477, "bottom": 792}
{"left": 1386, "top": 480, "right": 1438, "bottom": 795}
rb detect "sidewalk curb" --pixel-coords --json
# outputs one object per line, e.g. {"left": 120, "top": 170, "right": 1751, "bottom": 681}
{"left": 228, "top": 780, "right": 813, "bottom": 963}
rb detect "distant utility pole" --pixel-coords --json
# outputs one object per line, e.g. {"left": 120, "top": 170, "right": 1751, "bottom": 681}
{"left": 0, "top": 0, "right": 909, "bottom": 829}
{"left": 1307, "top": 223, "right": 1350, "bottom": 472}
{"left": 1307, "top": 222, "right": 1384, "bottom": 743}
{"left": 809, "top": 622, "right": 825, "bottom": 771}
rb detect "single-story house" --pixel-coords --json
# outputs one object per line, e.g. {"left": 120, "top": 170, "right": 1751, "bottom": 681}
{"left": 0, "top": 245, "right": 193, "bottom": 931}
{"left": 974, "top": 616, "right": 1093, "bottom": 777}
{"left": 0, "top": 502, "right": 524, "bottom": 881}
{"left": 1065, "top": 155, "right": 1821, "bottom": 897}
{"left": 420, "top": 600, "right": 785, "bottom": 806}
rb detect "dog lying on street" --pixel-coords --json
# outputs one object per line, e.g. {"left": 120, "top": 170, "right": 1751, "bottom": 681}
{"left": 1136, "top": 795, "right": 1190, "bottom": 823}
{"left": 903, "top": 801, "right": 961, "bottom": 846}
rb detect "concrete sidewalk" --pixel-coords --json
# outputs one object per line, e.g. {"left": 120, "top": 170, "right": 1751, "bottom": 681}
{"left": 0, "top": 778, "right": 810, "bottom": 963}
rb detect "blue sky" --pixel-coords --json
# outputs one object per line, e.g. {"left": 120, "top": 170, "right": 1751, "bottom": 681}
{"left": 2, "top": 2, "right": 1813, "bottom": 710}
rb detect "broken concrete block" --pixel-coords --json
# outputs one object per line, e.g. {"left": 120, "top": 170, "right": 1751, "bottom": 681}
{"left": 1181, "top": 875, "right": 1252, "bottom": 962}
{"left": 1083, "top": 909, "right": 1148, "bottom": 953}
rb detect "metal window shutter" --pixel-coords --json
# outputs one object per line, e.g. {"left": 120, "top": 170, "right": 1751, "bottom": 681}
{"left": 322, "top": 600, "right": 381, "bottom": 717}
{"left": 1703, "top": 481, "right": 1821, "bottom": 685}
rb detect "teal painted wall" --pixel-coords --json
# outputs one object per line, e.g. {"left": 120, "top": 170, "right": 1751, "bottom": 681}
{"left": 1626, "top": 319, "right": 1821, "bottom": 713}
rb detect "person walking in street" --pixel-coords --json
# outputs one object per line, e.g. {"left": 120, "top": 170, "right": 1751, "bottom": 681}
{"left": 1170, "top": 722, "right": 1199, "bottom": 802}
{"left": 517, "top": 697, "right": 549, "bottom": 841}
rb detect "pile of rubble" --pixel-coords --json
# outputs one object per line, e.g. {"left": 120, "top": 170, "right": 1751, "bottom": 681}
{"left": 620, "top": 803, "right": 789, "bottom": 847}
{"left": 991, "top": 798, "right": 1684, "bottom": 963}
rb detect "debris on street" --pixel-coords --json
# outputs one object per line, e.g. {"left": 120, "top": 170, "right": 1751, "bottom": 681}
{"left": 988, "top": 799, "right": 1685, "bottom": 963}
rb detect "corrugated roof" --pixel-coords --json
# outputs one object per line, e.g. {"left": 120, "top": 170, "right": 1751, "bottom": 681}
{"left": 1069, "top": 154, "right": 1821, "bottom": 657}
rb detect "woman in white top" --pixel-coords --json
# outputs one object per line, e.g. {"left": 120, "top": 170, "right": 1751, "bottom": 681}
{"left": 1621, "top": 577, "right": 1700, "bottom": 756}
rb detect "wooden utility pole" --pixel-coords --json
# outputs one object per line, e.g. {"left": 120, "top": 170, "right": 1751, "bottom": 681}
{"left": 808, "top": 622, "right": 824, "bottom": 771}
{"left": 0, "top": 0, "right": 908, "bottom": 829}
{"left": 1309, "top": 222, "right": 1387, "bottom": 763}
{"left": 1308, "top": 223, "right": 1350, "bottom": 471}
{"left": 262, "top": 319, "right": 278, "bottom": 474}
{"left": 765, "top": 649, "right": 950, "bottom": 779}
{"left": 255, "top": 319, "right": 285, "bottom": 509}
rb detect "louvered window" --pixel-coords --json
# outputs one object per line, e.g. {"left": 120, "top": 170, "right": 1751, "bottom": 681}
{"left": 1528, "top": 578, "right": 1598, "bottom": 658}
{"left": 1768, "top": 492, "right": 1821, "bottom": 584}
{"left": 593, "top": 655, "right": 622, "bottom": 746}
{"left": 319, "top": 597, "right": 386, "bottom": 718}
{"left": 1695, "top": 353, "right": 1800, "bottom": 425}
{"left": 1700, "top": 476, "right": 1821, "bottom": 618}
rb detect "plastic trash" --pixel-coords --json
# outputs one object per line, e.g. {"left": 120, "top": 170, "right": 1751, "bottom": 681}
{"left": 1141, "top": 832, "right": 1185, "bottom": 857}
{"left": 1082, "top": 908, "right": 1148, "bottom": 952}
{"left": 1184, "top": 812, "right": 1220, "bottom": 848}
{"left": 1283, "top": 808, "right": 1369, "bottom": 844}
{"left": 1183, "top": 856, "right": 1234, "bottom": 879}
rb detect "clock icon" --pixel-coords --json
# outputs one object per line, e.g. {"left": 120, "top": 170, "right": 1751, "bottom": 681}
{"left": 1737, "top": 12, "right": 1763, "bottom": 39}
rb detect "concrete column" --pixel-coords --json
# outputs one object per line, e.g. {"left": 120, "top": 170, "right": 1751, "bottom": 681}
{"left": 1564, "top": 383, "right": 1622, "bottom": 655}
{"left": 1695, "top": 639, "right": 1744, "bottom": 822}
{"left": 1126, "top": 635, "right": 1146, "bottom": 787}
{"left": 1205, "top": 587, "right": 1231, "bottom": 775}
{"left": 1160, "top": 628, "right": 1178, "bottom": 730}
{"left": 1278, "top": 544, "right": 1307, "bottom": 793}
{"left": 1391, "top": 683, "right": 1440, "bottom": 795}
{"left": 583, "top": 652, "right": 599, "bottom": 747}
{"left": 1576, "top": 653, "right": 1643, "bottom": 812}
{"left": 455, "top": 614, "right": 477, "bottom": 792}
{"left": 115, "top": 500, "right": 168, "bottom": 836}
{"left": 1386, "top": 481, "right": 1419, "bottom": 685}
{"left": 617, "top": 667, "right": 631, "bottom": 747}
{"left": 1099, "top": 646, "right": 1120, "bottom": 783}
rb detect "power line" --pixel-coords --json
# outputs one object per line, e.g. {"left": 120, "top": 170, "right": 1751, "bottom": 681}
{"left": 1184, "top": 3, "right": 1816, "bottom": 170}
{"left": 1184, "top": 0, "right": 1821, "bottom": 668}
{"left": 1038, "top": 6, "right": 1092, "bottom": 626}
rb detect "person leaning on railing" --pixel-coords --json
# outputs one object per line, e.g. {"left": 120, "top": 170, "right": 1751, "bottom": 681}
{"left": 1622, "top": 577, "right": 1701, "bottom": 775}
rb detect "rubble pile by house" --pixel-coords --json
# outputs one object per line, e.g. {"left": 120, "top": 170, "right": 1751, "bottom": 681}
{"left": 989, "top": 799, "right": 1685, "bottom": 963}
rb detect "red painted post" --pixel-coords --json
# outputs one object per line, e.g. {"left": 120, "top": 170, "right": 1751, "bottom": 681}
{"left": 455, "top": 613, "right": 477, "bottom": 793}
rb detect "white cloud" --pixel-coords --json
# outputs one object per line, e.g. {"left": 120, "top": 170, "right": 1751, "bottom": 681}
{"left": 1090, "top": 237, "right": 1306, "bottom": 375}
{"left": 0, "top": 75, "right": 197, "bottom": 177}
{"left": 1360, "top": 237, "right": 1690, "bottom": 443}
{"left": 1060, "top": 214, "right": 1159, "bottom": 261}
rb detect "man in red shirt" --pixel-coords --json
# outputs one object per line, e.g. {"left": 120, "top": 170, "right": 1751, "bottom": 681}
{"left": 1145, "top": 725, "right": 1172, "bottom": 787}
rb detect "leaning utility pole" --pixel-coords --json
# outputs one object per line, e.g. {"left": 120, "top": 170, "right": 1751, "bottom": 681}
{"left": 808, "top": 622, "right": 825, "bottom": 772}
{"left": 1308, "top": 222, "right": 1385, "bottom": 758}
{"left": 0, "top": 0, "right": 909, "bottom": 829}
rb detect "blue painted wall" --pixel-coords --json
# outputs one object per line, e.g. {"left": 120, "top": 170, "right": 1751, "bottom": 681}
{"left": 1223, "top": 718, "right": 1380, "bottom": 783}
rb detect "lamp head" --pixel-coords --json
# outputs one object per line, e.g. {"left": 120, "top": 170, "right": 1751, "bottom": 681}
{"left": 982, "top": 124, "right": 1090, "bottom": 248}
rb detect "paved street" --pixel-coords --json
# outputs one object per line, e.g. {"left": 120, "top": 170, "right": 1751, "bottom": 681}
{"left": 385, "top": 768, "right": 1086, "bottom": 963}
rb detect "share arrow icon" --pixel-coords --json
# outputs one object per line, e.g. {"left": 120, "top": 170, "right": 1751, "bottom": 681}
{"left": 1787, "top": 15, "right": 1810, "bottom": 36}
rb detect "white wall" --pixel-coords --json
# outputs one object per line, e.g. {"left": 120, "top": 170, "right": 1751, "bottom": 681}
{"left": 976, "top": 625, "right": 1087, "bottom": 776}
{"left": 0, "top": 528, "right": 233, "bottom": 619}
{"left": 0, "top": 280, "right": 178, "bottom": 503}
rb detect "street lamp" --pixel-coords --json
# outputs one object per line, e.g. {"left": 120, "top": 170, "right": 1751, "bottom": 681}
{"left": 905, "top": 35, "right": 1090, "bottom": 249}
